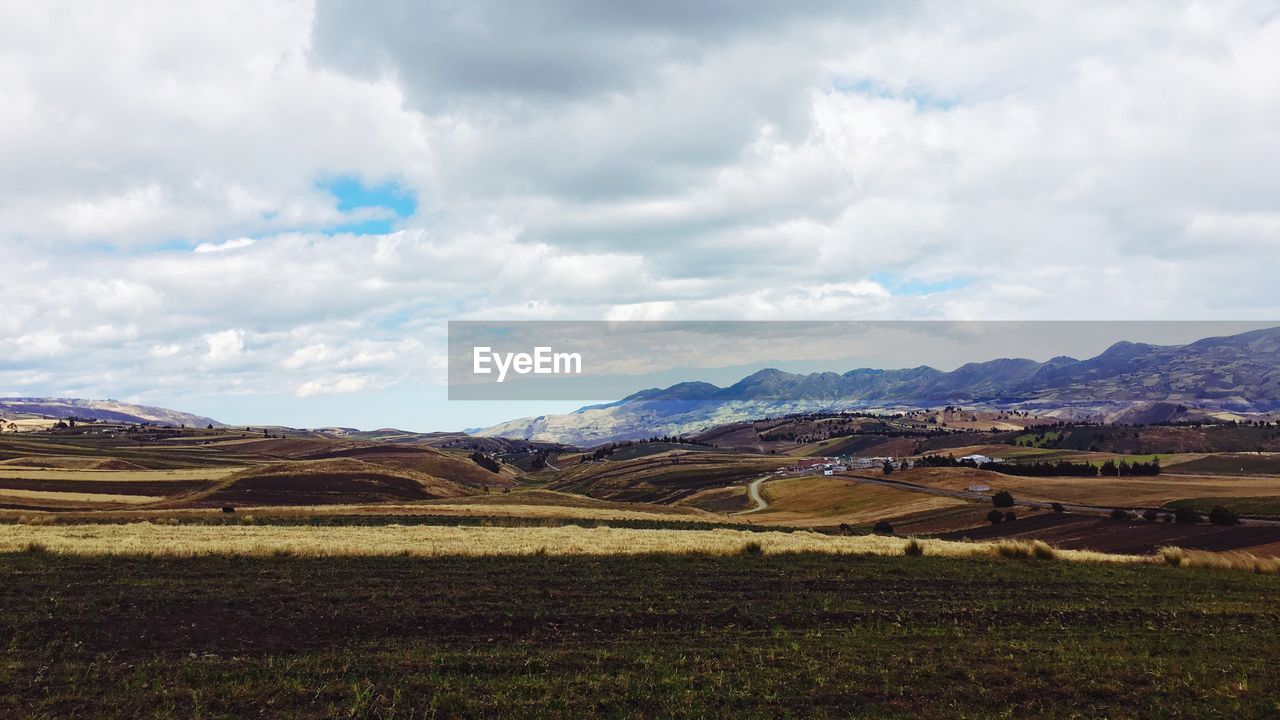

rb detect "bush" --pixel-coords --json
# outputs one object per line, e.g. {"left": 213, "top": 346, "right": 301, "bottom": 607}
{"left": 994, "top": 540, "right": 1056, "bottom": 560}
{"left": 903, "top": 538, "right": 924, "bottom": 556}
{"left": 992, "top": 491, "right": 1015, "bottom": 508}
{"left": 1160, "top": 546, "right": 1186, "bottom": 567}
{"left": 1050, "top": 502, "right": 1065, "bottom": 513}
{"left": 986, "top": 509, "right": 1005, "bottom": 524}
{"left": 739, "top": 540, "right": 764, "bottom": 556}
{"left": 1110, "top": 508, "right": 1132, "bottom": 521}
{"left": 1142, "top": 508, "right": 1159, "bottom": 522}
{"left": 1209, "top": 506, "right": 1240, "bottom": 526}
{"left": 1174, "top": 506, "right": 1203, "bottom": 524}
{"left": 1003, "top": 511, "right": 1017, "bottom": 522}
{"left": 872, "top": 520, "right": 894, "bottom": 536}
{"left": 470, "top": 452, "right": 502, "bottom": 473}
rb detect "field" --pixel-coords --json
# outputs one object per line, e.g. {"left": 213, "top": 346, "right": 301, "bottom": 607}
{"left": 3, "top": 551, "right": 1278, "bottom": 718}
{"left": 744, "top": 475, "right": 966, "bottom": 528}
{"left": 4, "top": 420, "right": 1280, "bottom": 715}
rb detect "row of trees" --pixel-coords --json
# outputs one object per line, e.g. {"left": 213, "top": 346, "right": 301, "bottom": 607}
{"left": 914, "top": 454, "right": 1161, "bottom": 477}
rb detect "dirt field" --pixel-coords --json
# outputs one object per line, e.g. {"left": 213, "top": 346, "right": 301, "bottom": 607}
{"left": 937, "top": 512, "right": 1280, "bottom": 555}
{"left": 896, "top": 466, "right": 1280, "bottom": 507}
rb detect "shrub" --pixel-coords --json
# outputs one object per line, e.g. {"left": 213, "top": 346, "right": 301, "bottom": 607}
{"left": 986, "top": 509, "right": 1004, "bottom": 524}
{"left": 1174, "top": 507, "right": 1202, "bottom": 524}
{"left": 994, "top": 540, "right": 1055, "bottom": 560}
{"left": 1050, "top": 502, "right": 1065, "bottom": 514}
{"left": 1003, "top": 511, "right": 1017, "bottom": 522}
{"left": 872, "top": 520, "right": 894, "bottom": 536}
{"left": 1030, "top": 540, "right": 1057, "bottom": 560}
{"left": 740, "top": 540, "right": 764, "bottom": 556}
{"left": 1209, "top": 506, "right": 1240, "bottom": 526}
{"left": 470, "top": 451, "right": 502, "bottom": 473}
{"left": 1110, "top": 508, "right": 1132, "bottom": 521}
{"left": 1142, "top": 508, "right": 1159, "bottom": 522}
{"left": 992, "top": 491, "right": 1015, "bottom": 508}
{"left": 903, "top": 538, "right": 924, "bottom": 556}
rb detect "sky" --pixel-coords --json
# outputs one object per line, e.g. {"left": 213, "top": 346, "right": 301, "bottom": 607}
{"left": 1, "top": 1, "right": 1278, "bottom": 430}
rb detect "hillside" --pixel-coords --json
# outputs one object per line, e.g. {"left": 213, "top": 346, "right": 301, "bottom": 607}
{"left": 0, "top": 398, "right": 222, "bottom": 428}
{"left": 478, "top": 326, "right": 1280, "bottom": 445}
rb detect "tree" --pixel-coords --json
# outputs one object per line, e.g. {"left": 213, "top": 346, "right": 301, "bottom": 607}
{"left": 1003, "top": 510, "right": 1017, "bottom": 522}
{"left": 1142, "top": 508, "right": 1159, "bottom": 522}
{"left": 1110, "top": 508, "right": 1132, "bottom": 521}
{"left": 992, "top": 491, "right": 1015, "bottom": 508}
{"left": 882, "top": 459, "right": 894, "bottom": 476}
{"left": 986, "top": 509, "right": 1005, "bottom": 524}
{"left": 873, "top": 520, "right": 894, "bottom": 535}
{"left": 1174, "top": 506, "right": 1202, "bottom": 525}
{"left": 1209, "top": 506, "right": 1240, "bottom": 526}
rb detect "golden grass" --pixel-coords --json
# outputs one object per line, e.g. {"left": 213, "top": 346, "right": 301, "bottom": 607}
{"left": 0, "top": 522, "right": 1148, "bottom": 565}
{"left": 0, "top": 489, "right": 163, "bottom": 505}
{"left": 753, "top": 476, "right": 965, "bottom": 527}
{"left": 1158, "top": 546, "right": 1280, "bottom": 574}
{"left": 0, "top": 467, "right": 240, "bottom": 482}
{"left": 0, "top": 499, "right": 744, "bottom": 526}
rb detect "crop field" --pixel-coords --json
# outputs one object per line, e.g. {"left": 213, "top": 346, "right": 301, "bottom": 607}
{"left": 938, "top": 512, "right": 1280, "bottom": 556}
{"left": 1166, "top": 496, "right": 1280, "bottom": 519}
{"left": 0, "top": 521, "right": 1150, "bottom": 564}
{"left": 896, "top": 465, "right": 1280, "bottom": 508}
{"left": 550, "top": 453, "right": 788, "bottom": 503}
{"left": 748, "top": 476, "right": 966, "bottom": 527}
{"left": 3, "top": 551, "right": 1279, "bottom": 718}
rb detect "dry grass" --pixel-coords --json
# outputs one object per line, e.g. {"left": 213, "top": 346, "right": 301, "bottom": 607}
{"left": 0, "top": 488, "right": 163, "bottom": 505}
{"left": 0, "top": 467, "right": 240, "bottom": 482}
{"left": 1159, "top": 546, "right": 1280, "bottom": 574}
{"left": 753, "top": 476, "right": 965, "bottom": 527}
{"left": 0, "top": 522, "right": 1149, "bottom": 566}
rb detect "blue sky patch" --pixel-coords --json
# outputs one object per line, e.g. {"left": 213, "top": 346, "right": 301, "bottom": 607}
{"left": 872, "top": 273, "right": 970, "bottom": 296}
{"left": 830, "top": 77, "right": 956, "bottom": 111}
{"left": 318, "top": 176, "right": 418, "bottom": 234}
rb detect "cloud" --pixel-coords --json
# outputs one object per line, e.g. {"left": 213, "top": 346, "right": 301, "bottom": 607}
{"left": 1, "top": 1, "right": 1278, "bottom": 425}
{"left": 296, "top": 375, "right": 370, "bottom": 398}
{"left": 194, "top": 238, "right": 256, "bottom": 253}
{"left": 203, "top": 330, "right": 245, "bottom": 365}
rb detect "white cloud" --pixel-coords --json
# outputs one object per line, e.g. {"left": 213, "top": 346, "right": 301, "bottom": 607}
{"left": 203, "top": 329, "right": 245, "bottom": 365}
{"left": 194, "top": 238, "right": 256, "bottom": 253}
{"left": 296, "top": 375, "right": 370, "bottom": 398}
{"left": 1, "top": 1, "right": 1278, "bottom": 422}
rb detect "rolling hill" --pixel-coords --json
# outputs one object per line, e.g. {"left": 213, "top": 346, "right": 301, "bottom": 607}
{"left": 0, "top": 397, "right": 222, "bottom": 428}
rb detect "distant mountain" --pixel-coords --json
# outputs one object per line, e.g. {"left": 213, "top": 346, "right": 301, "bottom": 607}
{"left": 477, "top": 326, "right": 1280, "bottom": 446}
{"left": 0, "top": 397, "right": 223, "bottom": 428}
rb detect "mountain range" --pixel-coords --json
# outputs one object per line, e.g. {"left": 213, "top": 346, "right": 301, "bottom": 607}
{"left": 476, "top": 326, "right": 1280, "bottom": 446}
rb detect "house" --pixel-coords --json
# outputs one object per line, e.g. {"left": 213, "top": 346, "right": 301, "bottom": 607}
{"left": 959, "top": 454, "right": 997, "bottom": 465}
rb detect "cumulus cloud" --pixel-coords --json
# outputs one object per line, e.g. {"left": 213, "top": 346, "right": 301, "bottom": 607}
{"left": 1, "top": 0, "right": 1278, "bottom": 422}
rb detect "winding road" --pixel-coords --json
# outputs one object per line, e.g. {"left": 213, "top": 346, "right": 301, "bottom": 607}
{"left": 737, "top": 475, "right": 772, "bottom": 514}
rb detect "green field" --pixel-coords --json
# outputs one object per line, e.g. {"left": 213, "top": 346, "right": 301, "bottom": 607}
{"left": 1166, "top": 496, "right": 1280, "bottom": 519}
{"left": 2, "top": 552, "right": 1278, "bottom": 718}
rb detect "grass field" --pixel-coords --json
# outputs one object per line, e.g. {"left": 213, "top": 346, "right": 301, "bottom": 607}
{"left": 0, "top": 522, "right": 1144, "bottom": 564}
{"left": 2, "top": 552, "right": 1279, "bottom": 718}
{"left": 1166, "top": 496, "right": 1280, "bottom": 518}
{"left": 750, "top": 476, "right": 966, "bottom": 527}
